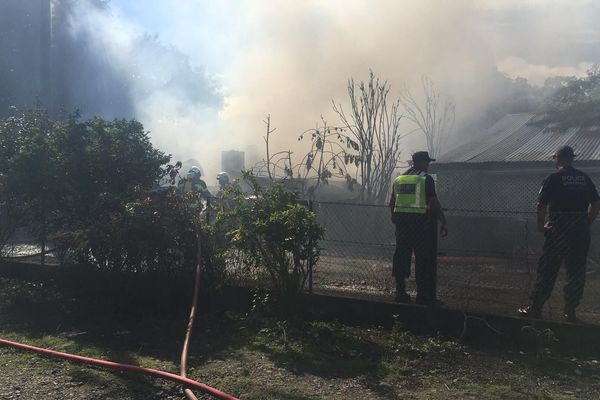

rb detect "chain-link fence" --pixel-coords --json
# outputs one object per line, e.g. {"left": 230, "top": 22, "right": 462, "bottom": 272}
{"left": 4, "top": 178, "right": 600, "bottom": 324}
{"left": 311, "top": 197, "right": 600, "bottom": 323}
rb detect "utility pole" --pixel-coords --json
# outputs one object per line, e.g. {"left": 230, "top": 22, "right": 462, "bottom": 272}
{"left": 39, "top": 0, "right": 53, "bottom": 114}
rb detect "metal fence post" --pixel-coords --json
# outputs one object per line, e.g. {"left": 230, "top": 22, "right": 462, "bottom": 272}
{"left": 308, "top": 199, "right": 314, "bottom": 294}
{"left": 206, "top": 196, "right": 211, "bottom": 224}
{"left": 40, "top": 193, "right": 46, "bottom": 266}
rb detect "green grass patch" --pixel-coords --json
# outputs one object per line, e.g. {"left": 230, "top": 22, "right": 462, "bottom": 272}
{"left": 458, "top": 384, "right": 577, "bottom": 400}
{"left": 1, "top": 276, "right": 598, "bottom": 399}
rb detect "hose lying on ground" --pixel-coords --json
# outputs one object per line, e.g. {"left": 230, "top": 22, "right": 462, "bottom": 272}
{"left": 0, "top": 337, "right": 239, "bottom": 400}
{"left": 180, "top": 248, "right": 203, "bottom": 400}
{"left": 0, "top": 202, "right": 233, "bottom": 398}
{"left": 0, "top": 241, "right": 239, "bottom": 400}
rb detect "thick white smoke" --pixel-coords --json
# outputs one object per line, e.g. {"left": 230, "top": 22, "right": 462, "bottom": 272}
{"left": 65, "top": 0, "right": 600, "bottom": 178}
{"left": 64, "top": 0, "right": 226, "bottom": 176}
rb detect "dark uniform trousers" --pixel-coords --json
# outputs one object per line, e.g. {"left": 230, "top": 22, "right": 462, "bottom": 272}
{"left": 393, "top": 214, "right": 438, "bottom": 302}
{"left": 531, "top": 223, "right": 591, "bottom": 310}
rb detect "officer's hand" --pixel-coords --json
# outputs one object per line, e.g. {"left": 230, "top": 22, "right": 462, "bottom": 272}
{"left": 538, "top": 222, "right": 553, "bottom": 233}
{"left": 440, "top": 224, "right": 448, "bottom": 238}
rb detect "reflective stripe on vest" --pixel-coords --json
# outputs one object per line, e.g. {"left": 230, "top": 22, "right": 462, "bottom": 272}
{"left": 393, "top": 174, "right": 427, "bottom": 214}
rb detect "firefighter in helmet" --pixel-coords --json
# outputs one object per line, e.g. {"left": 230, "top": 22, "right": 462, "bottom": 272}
{"left": 216, "top": 172, "right": 232, "bottom": 196}
{"left": 178, "top": 166, "right": 211, "bottom": 199}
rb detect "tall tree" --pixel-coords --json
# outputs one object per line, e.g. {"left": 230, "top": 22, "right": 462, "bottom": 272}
{"left": 542, "top": 64, "right": 600, "bottom": 129}
{"left": 400, "top": 76, "right": 455, "bottom": 158}
{"left": 333, "top": 71, "right": 407, "bottom": 204}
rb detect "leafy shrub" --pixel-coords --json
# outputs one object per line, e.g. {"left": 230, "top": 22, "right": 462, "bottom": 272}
{"left": 0, "top": 109, "right": 56, "bottom": 252}
{"left": 65, "top": 187, "right": 195, "bottom": 272}
{"left": 219, "top": 173, "right": 324, "bottom": 310}
{"left": 0, "top": 111, "right": 232, "bottom": 298}
{"left": 0, "top": 110, "right": 170, "bottom": 255}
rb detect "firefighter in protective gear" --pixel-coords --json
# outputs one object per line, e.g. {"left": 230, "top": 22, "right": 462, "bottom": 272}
{"left": 390, "top": 151, "right": 448, "bottom": 306}
{"left": 216, "top": 172, "right": 231, "bottom": 193}
{"left": 178, "top": 166, "right": 211, "bottom": 198}
{"left": 215, "top": 171, "right": 235, "bottom": 212}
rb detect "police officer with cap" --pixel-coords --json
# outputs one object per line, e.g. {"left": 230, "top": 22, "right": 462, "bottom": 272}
{"left": 390, "top": 151, "right": 448, "bottom": 306}
{"left": 519, "top": 146, "right": 600, "bottom": 322}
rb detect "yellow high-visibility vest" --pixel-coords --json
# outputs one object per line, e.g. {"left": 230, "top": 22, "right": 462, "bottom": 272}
{"left": 393, "top": 173, "right": 427, "bottom": 214}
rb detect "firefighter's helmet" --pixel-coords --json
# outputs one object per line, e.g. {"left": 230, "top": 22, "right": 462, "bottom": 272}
{"left": 216, "top": 171, "right": 230, "bottom": 185}
{"left": 188, "top": 166, "right": 202, "bottom": 178}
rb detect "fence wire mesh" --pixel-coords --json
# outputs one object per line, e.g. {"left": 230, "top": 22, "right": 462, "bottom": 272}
{"left": 3, "top": 175, "right": 600, "bottom": 324}
{"left": 311, "top": 195, "right": 600, "bottom": 324}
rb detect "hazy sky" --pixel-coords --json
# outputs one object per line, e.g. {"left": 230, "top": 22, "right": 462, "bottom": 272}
{"left": 94, "top": 0, "right": 600, "bottom": 178}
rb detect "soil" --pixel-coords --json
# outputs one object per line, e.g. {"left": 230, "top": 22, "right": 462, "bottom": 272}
{"left": 314, "top": 242, "right": 600, "bottom": 324}
{"left": 1, "top": 275, "right": 600, "bottom": 399}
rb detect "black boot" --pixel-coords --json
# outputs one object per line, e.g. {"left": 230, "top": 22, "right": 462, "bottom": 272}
{"left": 395, "top": 280, "right": 411, "bottom": 303}
{"left": 564, "top": 307, "right": 580, "bottom": 323}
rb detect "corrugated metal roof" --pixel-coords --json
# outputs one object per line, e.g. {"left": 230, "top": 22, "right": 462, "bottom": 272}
{"left": 504, "top": 127, "right": 577, "bottom": 162}
{"left": 437, "top": 113, "right": 534, "bottom": 163}
{"left": 438, "top": 113, "right": 600, "bottom": 163}
{"left": 569, "top": 126, "right": 600, "bottom": 160}
{"left": 474, "top": 123, "right": 541, "bottom": 162}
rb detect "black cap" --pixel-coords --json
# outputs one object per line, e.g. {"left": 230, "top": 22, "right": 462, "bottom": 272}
{"left": 412, "top": 151, "right": 436, "bottom": 163}
{"left": 555, "top": 145, "right": 577, "bottom": 160}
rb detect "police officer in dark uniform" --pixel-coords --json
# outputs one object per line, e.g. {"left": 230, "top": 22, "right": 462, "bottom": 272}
{"left": 519, "top": 146, "right": 600, "bottom": 322}
{"left": 390, "top": 151, "right": 448, "bottom": 306}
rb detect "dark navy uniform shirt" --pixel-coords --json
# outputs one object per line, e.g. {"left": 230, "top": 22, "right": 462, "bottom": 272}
{"left": 538, "top": 166, "right": 600, "bottom": 227}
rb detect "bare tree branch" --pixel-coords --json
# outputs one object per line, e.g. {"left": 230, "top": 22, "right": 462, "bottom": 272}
{"left": 400, "top": 76, "right": 455, "bottom": 158}
{"left": 263, "top": 114, "right": 277, "bottom": 181}
{"left": 333, "top": 70, "right": 409, "bottom": 204}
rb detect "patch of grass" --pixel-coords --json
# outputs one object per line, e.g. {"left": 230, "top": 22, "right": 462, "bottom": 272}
{"left": 379, "top": 358, "right": 413, "bottom": 381}
{"left": 1, "top": 331, "right": 106, "bottom": 360}
{"left": 458, "top": 384, "right": 577, "bottom": 400}
{"left": 387, "top": 314, "right": 462, "bottom": 357}
{"left": 0, "top": 328, "right": 179, "bottom": 377}
{"left": 1, "top": 276, "right": 599, "bottom": 399}
{"left": 247, "top": 320, "right": 378, "bottom": 378}
{"left": 242, "top": 315, "right": 463, "bottom": 393}
{"left": 385, "top": 329, "right": 462, "bottom": 358}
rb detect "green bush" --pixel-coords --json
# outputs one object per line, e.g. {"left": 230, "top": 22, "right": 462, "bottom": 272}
{"left": 0, "top": 111, "right": 230, "bottom": 295}
{"left": 0, "top": 109, "right": 56, "bottom": 252}
{"left": 0, "top": 110, "right": 170, "bottom": 252}
{"left": 219, "top": 173, "right": 324, "bottom": 310}
{"left": 65, "top": 187, "right": 195, "bottom": 272}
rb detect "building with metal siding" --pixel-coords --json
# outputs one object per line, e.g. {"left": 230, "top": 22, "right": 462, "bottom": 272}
{"left": 430, "top": 114, "right": 600, "bottom": 259}
{"left": 0, "top": 0, "right": 135, "bottom": 119}
{"left": 432, "top": 113, "right": 600, "bottom": 213}
{"left": 0, "top": 0, "right": 52, "bottom": 116}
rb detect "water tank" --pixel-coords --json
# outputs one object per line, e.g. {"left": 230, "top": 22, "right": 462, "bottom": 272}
{"left": 221, "top": 150, "right": 245, "bottom": 179}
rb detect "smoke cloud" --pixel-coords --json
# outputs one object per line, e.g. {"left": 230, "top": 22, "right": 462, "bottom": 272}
{"left": 63, "top": 0, "right": 225, "bottom": 174}
{"left": 3, "top": 0, "right": 600, "bottom": 180}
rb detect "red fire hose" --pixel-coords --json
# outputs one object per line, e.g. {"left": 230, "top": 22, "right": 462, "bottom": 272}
{"left": 0, "top": 337, "right": 238, "bottom": 399}
{"left": 180, "top": 251, "right": 203, "bottom": 400}
{"left": 0, "top": 240, "right": 240, "bottom": 399}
